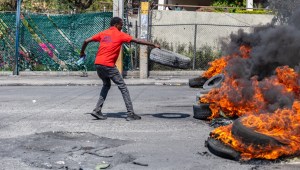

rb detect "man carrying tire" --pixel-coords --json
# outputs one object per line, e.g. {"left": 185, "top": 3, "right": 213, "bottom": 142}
{"left": 80, "top": 17, "right": 160, "bottom": 121}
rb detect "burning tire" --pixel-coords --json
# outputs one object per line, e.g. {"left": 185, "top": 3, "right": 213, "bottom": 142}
{"left": 206, "top": 137, "right": 240, "bottom": 160}
{"left": 188, "top": 76, "right": 208, "bottom": 88}
{"left": 196, "top": 88, "right": 211, "bottom": 102}
{"left": 193, "top": 103, "right": 212, "bottom": 120}
{"left": 203, "top": 74, "right": 225, "bottom": 90}
{"left": 232, "top": 118, "right": 285, "bottom": 147}
{"left": 149, "top": 48, "right": 191, "bottom": 69}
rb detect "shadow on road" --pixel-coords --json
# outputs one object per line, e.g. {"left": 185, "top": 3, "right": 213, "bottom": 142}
{"left": 85, "top": 112, "right": 190, "bottom": 119}
{"left": 151, "top": 113, "right": 190, "bottom": 119}
{"left": 106, "top": 112, "right": 127, "bottom": 118}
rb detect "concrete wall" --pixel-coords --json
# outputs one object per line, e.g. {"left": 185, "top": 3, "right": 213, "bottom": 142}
{"left": 150, "top": 10, "right": 274, "bottom": 50}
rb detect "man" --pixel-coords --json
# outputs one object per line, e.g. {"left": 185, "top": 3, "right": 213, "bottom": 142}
{"left": 80, "top": 17, "right": 160, "bottom": 121}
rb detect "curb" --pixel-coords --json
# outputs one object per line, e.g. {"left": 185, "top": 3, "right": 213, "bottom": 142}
{"left": 0, "top": 71, "right": 198, "bottom": 86}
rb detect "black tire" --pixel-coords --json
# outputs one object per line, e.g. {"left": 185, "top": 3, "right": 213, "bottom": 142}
{"left": 149, "top": 48, "right": 191, "bottom": 69}
{"left": 203, "top": 74, "right": 225, "bottom": 90}
{"left": 193, "top": 103, "right": 212, "bottom": 120}
{"left": 231, "top": 118, "right": 285, "bottom": 147}
{"left": 199, "top": 88, "right": 211, "bottom": 94}
{"left": 196, "top": 92, "right": 204, "bottom": 102}
{"left": 206, "top": 137, "right": 240, "bottom": 160}
{"left": 188, "top": 76, "right": 208, "bottom": 88}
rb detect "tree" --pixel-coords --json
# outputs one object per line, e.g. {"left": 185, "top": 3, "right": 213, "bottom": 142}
{"left": 0, "top": 0, "right": 17, "bottom": 11}
{"left": 0, "top": 0, "right": 113, "bottom": 13}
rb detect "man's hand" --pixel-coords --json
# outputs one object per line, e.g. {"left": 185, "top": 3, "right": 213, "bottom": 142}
{"left": 80, "top": 52, "right": 86, "bottom": 58}
{"left": 154, "top": 44, "right": 160, "bottom": 49}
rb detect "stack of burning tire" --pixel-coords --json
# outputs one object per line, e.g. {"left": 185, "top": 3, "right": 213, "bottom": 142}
{"left": 206, "top": 117, "right": 286, "bottom": 161}
{"left": 192, "top": 74, "right": 225, "bottom": 120}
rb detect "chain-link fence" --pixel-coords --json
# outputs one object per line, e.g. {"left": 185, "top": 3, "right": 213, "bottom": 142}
{"left": 149, "top": 22, "right": 252, "bottom": 71}
{"left": 0, "top": 11, "right": 112, "bottom": 71}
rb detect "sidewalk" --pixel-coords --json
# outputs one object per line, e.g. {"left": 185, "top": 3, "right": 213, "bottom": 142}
{"left": 0, "top": 71, "right": 202, "bottom": 86}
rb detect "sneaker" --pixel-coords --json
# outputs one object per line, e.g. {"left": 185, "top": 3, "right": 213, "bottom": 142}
{"left": 126, "top": 113, "right": 141, "bottom": 121}
{"left": 91, "top": 111, "right": 107, "bottom": 120}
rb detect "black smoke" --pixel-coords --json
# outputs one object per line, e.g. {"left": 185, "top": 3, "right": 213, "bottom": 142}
{"left": 218, "top": 2, "right": 300, "bottom": 112}
{"left": 221, "top": 8, "right": 300, "bottom": 80}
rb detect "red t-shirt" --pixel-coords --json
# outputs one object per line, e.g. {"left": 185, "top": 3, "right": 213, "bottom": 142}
{"left": 91, "top": 27, "right": 132, "bottom": 67}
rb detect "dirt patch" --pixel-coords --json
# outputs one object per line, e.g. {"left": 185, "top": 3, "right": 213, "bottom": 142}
{"left": 0, "top": 131, "right": 134, "bottom": 169}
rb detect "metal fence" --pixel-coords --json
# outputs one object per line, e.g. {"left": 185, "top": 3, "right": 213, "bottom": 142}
{"left": 0, "top": 11, "right": 112, "bottom": 72}
{"left": 149, "top": 23, "right": 252, "bottom": 71}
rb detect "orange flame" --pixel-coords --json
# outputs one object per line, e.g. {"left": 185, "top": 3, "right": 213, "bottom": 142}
{"left": 276, "top": 66, "right": 300, "bottom": 97}
{"left": 211, "top": 101, "right": 300, "bottom": 160}
{"left": 204, "top": 42, "right": 300, "bottom": 160}
{"left": 202, "top": 45, "right": 251, "bottom": 78}
{"left": 201, "top": 66, "right": 299, "bottom": 119}
{"left": 201, "top": 76, "right": 265, "bottom": 119}
{"left": 202, "top": 56, "right": 228, "bottom": 78}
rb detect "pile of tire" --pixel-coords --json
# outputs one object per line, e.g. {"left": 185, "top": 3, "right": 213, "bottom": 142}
{"left": 149, "top": 48, "right": 191, "bottom": 69}
{"left": 188, "top": 76, "right": 208, "bottom": 88}
{"left": 206, "top": 117, "right": 285, "bottom": 160}
{"left": 193, "top": 74, "right": 225, "bottom": 120}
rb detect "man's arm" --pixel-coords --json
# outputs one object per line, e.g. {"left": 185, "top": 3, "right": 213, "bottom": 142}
{"left": 130, "top": 38, "right": 160, "bottom": 49}
{"left": 80, "top": 37, "right": 94, "bottom": 57}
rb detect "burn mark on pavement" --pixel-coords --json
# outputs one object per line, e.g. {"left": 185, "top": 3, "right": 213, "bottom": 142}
{"left": 0, "top": 131, "right": 134, "bottom": 169}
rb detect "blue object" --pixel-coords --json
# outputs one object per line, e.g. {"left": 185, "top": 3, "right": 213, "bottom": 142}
{"left": 14, "top": 0, "right": 21, "bottom": 75}
{"left": 76, "top": 55, "right": 86, "bottom": 65}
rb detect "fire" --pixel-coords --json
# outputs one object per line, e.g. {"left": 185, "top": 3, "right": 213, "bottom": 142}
{"left": 239, "top": 45, "right": 251, "bottom": 59}
{"left": 204, "top": 48, "right": 300, "bottom": 159}
{"left": 211, "top": 101, "right": 300, "bottom": 160}
{"left": 202, "top": 56, "right": 228, "bottom": 78}
{"left": 201, "top": 76, "right": 265, "bottom": 119}
{"left": 202, "top": 45, "right": 251, "bottom": 78}
{"left": 276, "top": 66, "right": 300, "bottom": 97}
{"left": 201, "top": 66, "right": 299, "bottom": 119}
{"left": 201, "top": 16, "right": 300, "bottom": 160}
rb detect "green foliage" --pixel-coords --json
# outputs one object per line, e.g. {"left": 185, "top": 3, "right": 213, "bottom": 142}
{"left": 235, "top": 9, "right": 270, "bottom": 14}
{"left": 212, "top": 0, "right": 244, "bottom": 7}
{"left": 0, "top": 0, "right": 17, "bottom": 11}
{"left": 210, "top": 0, "right": 270, "bottom": 14}
{"left": 0, "top": 0, "right": 113, "bottom": 13}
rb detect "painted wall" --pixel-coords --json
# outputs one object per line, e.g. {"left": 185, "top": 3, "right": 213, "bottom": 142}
{"left": 150, "top": 10, "right": 274, "bottom": 50}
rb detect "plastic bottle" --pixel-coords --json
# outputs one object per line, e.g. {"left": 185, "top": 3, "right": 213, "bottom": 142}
{"left": 76, "top": 55, "right": 86, "bottom": 65}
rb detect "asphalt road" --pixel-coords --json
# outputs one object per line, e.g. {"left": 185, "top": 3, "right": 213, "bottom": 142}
{"left": 0, "top": 85, "right": 299, "bottom": 170}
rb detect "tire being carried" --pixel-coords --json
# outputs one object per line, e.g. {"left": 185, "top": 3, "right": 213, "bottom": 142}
{"left": 149, "top": 48, "right": 191, "bottom": 69}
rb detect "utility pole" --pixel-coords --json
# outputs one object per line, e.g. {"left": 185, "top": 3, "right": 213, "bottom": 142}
{"left": 13, "top": 0, "right": 21, "bottom": 75}
{"left": 139, "top": 0, "right": 150, "bottom": 79}
{"left": 113, "top": 0, "right": 124, "bottom": 73}
{"left": 158, "top": 0, "right": 166, "bottom": 10}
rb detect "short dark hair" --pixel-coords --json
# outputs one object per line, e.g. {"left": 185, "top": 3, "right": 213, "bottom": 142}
{"left": 110, "top": 17, "right": 122, "bottom": 26}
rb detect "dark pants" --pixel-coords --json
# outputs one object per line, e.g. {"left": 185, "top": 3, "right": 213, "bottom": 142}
{"left": 94, "top": 64, "right": 134, "bottom": 114}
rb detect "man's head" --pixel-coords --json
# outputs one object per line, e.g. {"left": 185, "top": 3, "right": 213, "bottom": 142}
{"left": 110, "top": 17, "right": 123, "bottom": 31}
